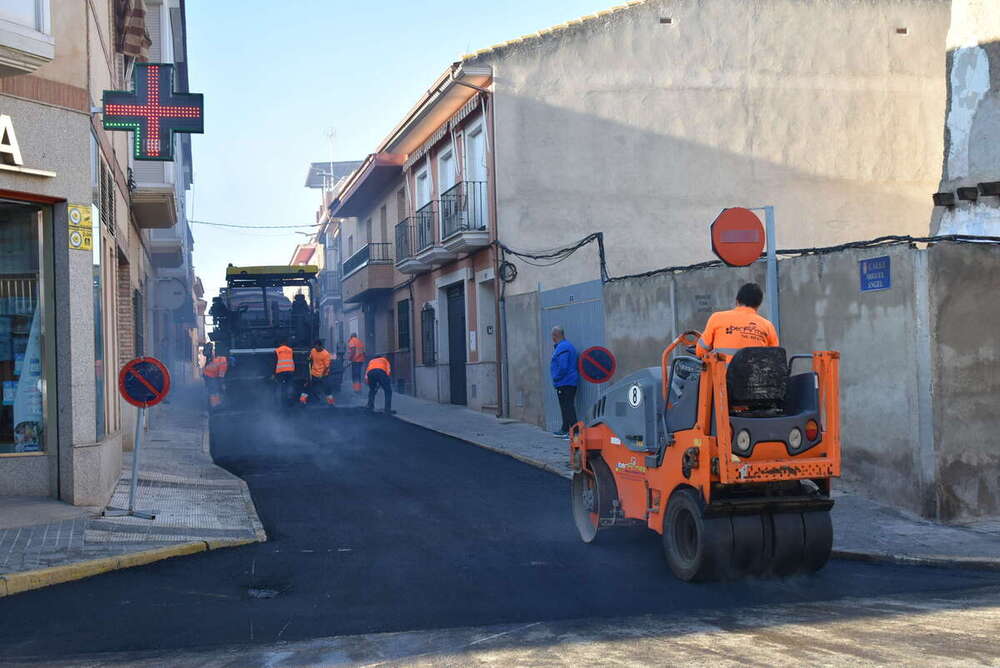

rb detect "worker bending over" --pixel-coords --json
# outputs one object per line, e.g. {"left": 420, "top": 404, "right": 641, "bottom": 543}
{"left": 696, "top": 282, "right": 779, "bottom": 361}
{"left": 347, "top": 333, "right": 366, "bottom": 393}
{"left": 274, "top": 339, "right": 295, "bottom": 408}
{"left": 365, "top": 354, "right": 392, "bottom": 414}
{"left": 301, "top": 339, "right": 336, "bottom": 406}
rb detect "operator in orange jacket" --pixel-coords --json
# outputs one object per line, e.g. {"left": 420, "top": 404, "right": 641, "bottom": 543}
{"left": 347, "top": 333, "right": 366, "bottom": 393}
{"left": 300, "top": 339, "right": 336, "bottom": 406}
{"left": 203, "top": 345, "right": 229, "bottom": 409}
{"left": 696, "top": 282, "right": 779, "bottom": 361}
{"left": 365, "top": 354, "right": 392, "bottom": 414}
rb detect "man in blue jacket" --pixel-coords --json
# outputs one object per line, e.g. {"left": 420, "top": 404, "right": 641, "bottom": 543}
{"left": 550, "top": 326, "right": 579, "bottom": 439}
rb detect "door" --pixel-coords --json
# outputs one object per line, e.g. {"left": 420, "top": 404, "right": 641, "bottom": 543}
{"left": 539, "top": 280, "right": 606, "bottom": 432}
{"left": 447, "top": 283, "right": 467, "bottom": 405}
{"left": 364, "top": 305, "right": 375, "bottom": 357}
{"left": 464, "top": 125, "right": 488, "bottom": 229}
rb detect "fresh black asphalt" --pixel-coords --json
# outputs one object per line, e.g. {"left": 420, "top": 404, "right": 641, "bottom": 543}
{"left": 4, "top": 406, "right": 1000, "bottom": 660}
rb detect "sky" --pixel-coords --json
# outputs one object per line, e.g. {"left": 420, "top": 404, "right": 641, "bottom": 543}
{"left": 186, "top": 0, "right": 619, "bottom": 304}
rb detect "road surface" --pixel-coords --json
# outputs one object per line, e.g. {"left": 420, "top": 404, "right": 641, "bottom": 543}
{"left": 3, "top": 407, "right": 1000, "bottom": 665}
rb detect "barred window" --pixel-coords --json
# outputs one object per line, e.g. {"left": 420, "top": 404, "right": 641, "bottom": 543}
{"left": 420, "top": 304, "right": 435, "bottom": 366}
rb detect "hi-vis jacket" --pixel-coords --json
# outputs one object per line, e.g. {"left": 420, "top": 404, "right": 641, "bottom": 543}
{"left": 347, "top": 336, "right": 366, "bottom": 363}
{"left": 696, "top": 306, "right": 779, "bottom": 360}
{"left": 203, "top": 356, "right": 228, "bottom": 378}
{"left": 365, "top": 357, "right": 391, "bottom": 377}
{"left": 275, "top": 345, "right": 295, "bottom": 374}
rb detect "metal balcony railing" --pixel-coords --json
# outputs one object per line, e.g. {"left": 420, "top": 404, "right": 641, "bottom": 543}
{"left": 440, "top": 181, "right": 487, "bottom": 240}
{"left": 343, "top": 242, "right": 393, "bottom": 277}
{"left": 318, "top": 270, "right": 341, "bottom": 300}
{"left": 415, "top": 202, "right": 437, "bottom": 252}
{"left": 395, "top": 219, "right": 416, "bottom": 262}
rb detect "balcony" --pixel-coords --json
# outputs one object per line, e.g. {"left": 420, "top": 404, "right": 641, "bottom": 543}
{"left": 342, "top": 242, "right": 394, "bottom": 303}
{"left": 441, "top": 181, "right": 490, "bottom": 253}
{"left": 131, "top": 161, "right": 178, "bottom": 229}
{"left": 149, "top": 226, "right": 185, "bottom": 269}
{"left": 414, "top": 202, "right": 456, "bottom": 266}
{"left": 317, "top": 269, "right": 342, "bottom": 305}
{"left": 0, "top": 6, "right": 55, "bottom": 78}
{"left": 395, "top": 219, "right": 431, "bottom": 274}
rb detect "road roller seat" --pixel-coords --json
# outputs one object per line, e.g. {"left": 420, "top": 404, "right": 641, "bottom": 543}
{"left": 726, "top": 347, "right": 788, "bottom": 412}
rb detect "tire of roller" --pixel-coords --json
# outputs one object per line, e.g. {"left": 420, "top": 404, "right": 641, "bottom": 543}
{"left": 801, "top": 510, "right": 833, "bottom": 573}
{"left": 571, "top": 456, "right": 619, "bottom": 544}
{"left": 663, "top": 488, "right": 734, "bottom": 582}
{"left": 769, "top": 511, "right": 806, "bottom": 576}
{"left": 730, "top": 513, "right": 767, "bottom": 577}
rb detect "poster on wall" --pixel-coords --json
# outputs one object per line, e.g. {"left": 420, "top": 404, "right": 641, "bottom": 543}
{"left": 13, "top": 308, "right": 42, "bottom": 452}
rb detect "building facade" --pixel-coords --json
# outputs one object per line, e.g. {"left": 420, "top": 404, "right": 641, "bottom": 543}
{"left": 0, "top": 0, "right": 198, "bottom": 504}
{"left": 329, "top": 0, "right": 950, "bottom": 427}
{"left": 329, "top": 66, "right": 497, "bottom": 408}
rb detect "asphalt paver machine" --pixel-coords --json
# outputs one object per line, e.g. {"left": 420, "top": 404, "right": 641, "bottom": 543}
{"left": 570, "top": 331, "right": 841, "bottom": 581}
{"left": 208, "top": 265, "right": 342, "bottom": 409}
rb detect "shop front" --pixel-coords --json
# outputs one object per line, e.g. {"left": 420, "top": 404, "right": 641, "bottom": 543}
{"left": 0, "top": 98, "right": 116, "bottom": 503}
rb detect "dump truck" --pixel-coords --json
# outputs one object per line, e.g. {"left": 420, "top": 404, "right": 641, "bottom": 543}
{"left": 569, "top": 331, "right": 841, "bottom": 581}
{"left": 207, "top": 265, "right": 343, "bottom": 409}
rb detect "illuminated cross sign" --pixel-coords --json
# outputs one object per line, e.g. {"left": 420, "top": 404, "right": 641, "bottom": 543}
{"left": 102, "top": 63, "right": 203, "bottom": 161}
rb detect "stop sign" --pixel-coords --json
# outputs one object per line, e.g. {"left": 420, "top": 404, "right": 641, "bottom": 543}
{"left": 711, "top": 207, "right": 765, "bottom": 267}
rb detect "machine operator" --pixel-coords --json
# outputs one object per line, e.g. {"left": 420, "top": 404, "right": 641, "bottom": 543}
{"left": 696, "top": 282, "right": 779, "bottom": 361}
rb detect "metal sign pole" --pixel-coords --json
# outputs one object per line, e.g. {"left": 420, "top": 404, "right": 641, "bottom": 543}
{"left": 103, "top": 405, "right": 156, "bottom": 519}
{"left": 763, "top": 205, "right": 781, "bottom": 338}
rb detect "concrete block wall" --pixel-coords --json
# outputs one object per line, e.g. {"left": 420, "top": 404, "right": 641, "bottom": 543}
{"left": 601, "top": 242, "right": 1000, "bottom": 520}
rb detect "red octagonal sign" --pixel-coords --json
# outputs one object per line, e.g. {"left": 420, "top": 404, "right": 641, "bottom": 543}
{"left": 711, "top": 207, "right": 765, "bottom": 267}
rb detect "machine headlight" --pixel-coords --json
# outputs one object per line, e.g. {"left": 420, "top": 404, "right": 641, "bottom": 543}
{"left": 734, "top": 429, "right": 752, "bottom": 454}
{"left": 788, "top": 427, "right": 803, "bottom": 450}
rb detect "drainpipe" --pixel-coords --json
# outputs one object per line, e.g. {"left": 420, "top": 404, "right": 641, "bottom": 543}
{"left": 407, "top": 279, "right": 416, "bottom": 395}
{"left": 482, "top": 91, "right": 507, "bottom": 418}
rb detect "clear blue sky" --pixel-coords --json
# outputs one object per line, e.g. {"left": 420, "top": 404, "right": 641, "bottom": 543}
{"left": 186, "top": 0, "right": 618, "bottom": 303}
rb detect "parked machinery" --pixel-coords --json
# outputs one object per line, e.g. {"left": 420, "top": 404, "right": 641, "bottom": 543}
{"left": 569, "top": 331, "right": 841, "bottom": 581}
{"left": 208, "top": 265, "right": 342, "bottom": 409}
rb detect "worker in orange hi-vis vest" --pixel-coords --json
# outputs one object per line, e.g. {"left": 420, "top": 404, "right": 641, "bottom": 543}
{"left": 300, "top": 339, "right": 336, "bottom": 406}
{"left": 696, "top": 282, "right": 779, "bottom": 362}
{"left": 365, "top": 354, "right": 392, "bottom": 414}
{"left": 347, "top": 333, "right": 366, "bottom": 392}
{"left": 274, "top": 339, "right": 295, "bottom": 408}
{"left": 203, "top": 346, "right": 229, "bottom": 409}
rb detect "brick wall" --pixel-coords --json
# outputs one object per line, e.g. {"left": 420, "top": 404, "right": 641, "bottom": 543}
{"left": 117, "top": 260, "right": 134, "bottom": 362}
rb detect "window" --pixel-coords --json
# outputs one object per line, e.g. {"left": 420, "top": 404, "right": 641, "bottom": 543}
{"left": 347, "top": 235, "right": 353, "bottom": 257}
{"left": 421, "top": 304, "right": 435, "bottom": 366}
{"left": 0, "top": 0, "right": 50, "bottom": 33}
{"left": 133, "top": 289, "right": 144, "bottom": 356}
{"left": 0, "top": 0, "right": 54, "bottom": 77}
{"left": 0, "top": 201, "right": 48, "bottom": 453}
{"left": 364, "top": 218, "right": 372, "bottom": 244}
{"left": 415, "top": 169, "right": 430, "bottom": 208}
{"left": 397, "top": 300, "right": 410, "bottom": 350}
{"left": 396, "top": 188, "right": 406, "bottom": 222}
{"left": 438, "top": 148, "right": 456, "bottom": 195}
{"left": 379, "top": 205, "right": 387, "bottom": 244}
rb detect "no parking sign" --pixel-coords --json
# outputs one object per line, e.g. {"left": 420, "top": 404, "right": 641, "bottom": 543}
{"left": 579, "top": 346, "right": 617, "bottom": 384}
{"left": 118, "top": 357, "right": 171, "bottom": 407}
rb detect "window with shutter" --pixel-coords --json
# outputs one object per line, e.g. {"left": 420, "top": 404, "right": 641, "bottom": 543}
{"left": 421, "top": 304, "right": 435, "bottom": 366}
{"left": 397, "top": 300, "right": 410, "bottom": 350}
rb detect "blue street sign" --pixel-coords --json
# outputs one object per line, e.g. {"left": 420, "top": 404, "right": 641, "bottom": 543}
{"left": 860, "top": 256, "right": 891, "bottom": 292}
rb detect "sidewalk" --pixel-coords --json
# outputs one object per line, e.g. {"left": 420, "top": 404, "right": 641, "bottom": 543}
{"left": 369, "top": 390, "right": 1000, "bottom": 570}
{"left": 0, "top": 391, "right": 265, "bottom": 596}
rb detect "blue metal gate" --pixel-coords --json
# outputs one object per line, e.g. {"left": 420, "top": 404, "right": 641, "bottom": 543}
{"left": 539, "top": 280, "right": 605, "bottom": 432}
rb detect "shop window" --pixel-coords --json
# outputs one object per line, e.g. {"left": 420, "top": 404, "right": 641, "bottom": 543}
{"left": 421, "top": 304, "right": 435, "bottom": 366}
{"left": 0, "top": 202, "right": 46, "bottom": 453}
{"left": 397, "top": 299, "right": 410, "bottom": 350}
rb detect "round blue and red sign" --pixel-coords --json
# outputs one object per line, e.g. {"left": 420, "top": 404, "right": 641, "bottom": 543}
{"left": 118, "top": 357, "right": 171, "bottom": 408}
{"left": 579, "top": 346, "right": 617, "bottom": 384}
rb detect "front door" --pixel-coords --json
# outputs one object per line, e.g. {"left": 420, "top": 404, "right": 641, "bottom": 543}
{"left": 446, "top": 284, "right": 467, "bottom": 405}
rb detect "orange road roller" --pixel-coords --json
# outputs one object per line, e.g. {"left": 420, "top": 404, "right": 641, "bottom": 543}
{"left": 570, "top": 331, "right": 841, "bottom": 581}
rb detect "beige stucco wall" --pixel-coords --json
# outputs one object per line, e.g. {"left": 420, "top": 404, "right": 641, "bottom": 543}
{"left": 931, "top": 0, "right": 1000, "bottom": 235}
{"left": 472, "top": 0, "right": 949, "bottom": 295}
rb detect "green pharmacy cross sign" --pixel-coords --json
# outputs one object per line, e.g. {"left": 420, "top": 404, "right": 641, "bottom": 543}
{"left": 102, "top": 62, "right": 203, "bottom": 161}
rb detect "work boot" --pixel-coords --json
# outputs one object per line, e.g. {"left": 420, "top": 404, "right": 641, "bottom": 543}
{"left": 299, "top": 393, "right": 308, "bottom": 404}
